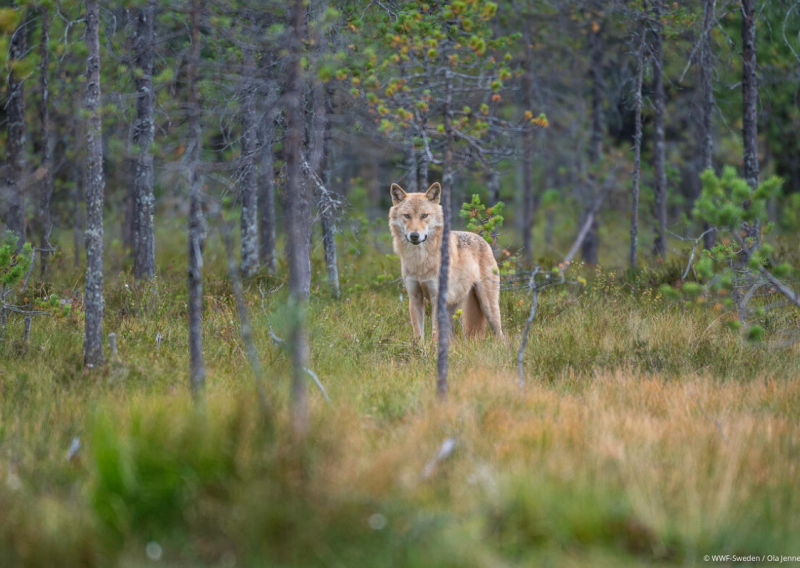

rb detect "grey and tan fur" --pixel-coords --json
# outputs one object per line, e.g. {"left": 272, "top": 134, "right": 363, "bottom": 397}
{"left": 389, "top": 182, "right": 503, "bottom": 341}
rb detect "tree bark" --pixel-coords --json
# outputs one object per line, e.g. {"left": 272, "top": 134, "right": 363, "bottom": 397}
{"left": 39, "top": 6, "right": 53, "bottom": 274}
{"left": 320, "top": 88, "right": 340, "bottom": 299}
{"left": 6, "top": 13, "right": 27, "bottom": 252}
{"left": 652, "top": 0, "right": 668, "bottom": 260}
{"left": 436, "top": 70, "right": 453, "bottom": 398}
{"left": 521, "top": 20, "right": 535, "bottom": 265}
{"left": 84, "top": 0, "right": 105, "bottom": 367}
{"left": 239, "top": 48, "right": 260, "bottom": 277}
{"left": 489, "top": 169, "right": 500, "bottom": 256}
{"left": 187, "top": 0, "right": 205, "bottom": 396}
{"left": 582, "top": 20, "right": 603, "bottom": 265}
{"left": 133, "top": 0, "right": 156, "bottom": 280}
{"left": 741, "top": 0, "right": 759, "bottom": 191}
{"left": 258, "top": 119, "right": 277, "bottom": 274}
{"left": 631, "top": 10, "right": 647, "bottom": 269}
{"left": 700, "top": 0, "right": 717, "bottom": 250}
{"left": 285, "top": 0, "right": 310, "bottom": 436}
{"left": 405, "top": 142, "right": 418, "bottom": 193}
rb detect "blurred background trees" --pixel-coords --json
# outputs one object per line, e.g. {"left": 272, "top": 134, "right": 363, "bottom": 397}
{"left": 1, "top": 0, "right": 800, "bottom": 373}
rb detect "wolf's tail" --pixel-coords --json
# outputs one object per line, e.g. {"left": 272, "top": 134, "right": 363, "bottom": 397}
{"left": 462, "top": 286, "right": 488, "bottom": 337}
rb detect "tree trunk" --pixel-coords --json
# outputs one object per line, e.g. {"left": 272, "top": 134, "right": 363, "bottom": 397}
{"left": 652, "top": 0, "right": 668, "bottom": 260}
{"left": 405, "top": 142, "right": 418, "bottom": 193}
{"left": 239, "top": 48, "right": 260, "bottom": 277}
{"left": 320, "top": 88, "right": 340, "bottom": 299}
{"left": 133, "top": 0, "right": 156, "bottom": 280}
{"left": 285, "top": 0, "right": 310, "bottom": 436}
{"left": 73, "top": 159, "right": 82, "bottom": 268}
{"left": 187, "top": 0, "right": 206, "bottom": 396}
{"left": 582, "top": 21, "right": 603, "bottom": 265}
{"left": 6, "top": 13, "right": 27, "bottom": 251}
{"left": 489, "top": 169, "right": 500, "bottom": 256}
{"left": 258, "top": 120, "right": 277, "bottom": 274}
{"left": 436, "top": 70, "right": 453, "bottom": 398}
{"left": 39, "top": 6, "right": 53, "bottom": 274}
{"left": 741, "top": 0, "right": 759, "bottom": 192}
{"left": 700, "top": 0, "right": 717, "bottom": 250}
{"left": 84, "top": 0, "right": 105, "bottom": 367}
{"left": 521, "top": 20, "right": 535, "bottom": 265}
{"left": 631, "top": 11, "right": 647, "bottom": 269}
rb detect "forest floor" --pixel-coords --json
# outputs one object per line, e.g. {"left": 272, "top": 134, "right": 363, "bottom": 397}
{"left": 2, "top": 218, "right": 800, "bottom": 567}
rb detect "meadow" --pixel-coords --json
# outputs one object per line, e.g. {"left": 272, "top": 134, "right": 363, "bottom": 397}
{"left": 2, "top": 215, "right": 799, "bottom": 567}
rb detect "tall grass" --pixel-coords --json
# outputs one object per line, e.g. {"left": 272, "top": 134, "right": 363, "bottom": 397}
{"left": 1, "top": 222, "right": 799, "bottom": 566}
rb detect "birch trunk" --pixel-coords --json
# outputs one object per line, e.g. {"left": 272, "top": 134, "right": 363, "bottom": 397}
{"left": 133, "top": 0, "right": 156, "bottom": 280}
{"left": 84, "top": 0, "right": 105, "bottom": 367}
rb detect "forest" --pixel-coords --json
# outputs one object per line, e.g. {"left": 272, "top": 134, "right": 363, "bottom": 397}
{"left": 1, "top": 0, "right": 800, "bottom": 565}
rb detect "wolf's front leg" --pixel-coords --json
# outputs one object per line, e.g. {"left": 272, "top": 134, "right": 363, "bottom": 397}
{"left": 409, "top": 294, "right": 425, "bottom": 341}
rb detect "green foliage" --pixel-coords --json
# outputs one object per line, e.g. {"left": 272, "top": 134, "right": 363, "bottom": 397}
{"left": 693, "top": 167, "right": 781, "bottom": 230}
{"left": 459, "top": 194, "right": 504, "bottom": 245}
{"left": 0, "top": 231, "right": 32, "bottom": 287}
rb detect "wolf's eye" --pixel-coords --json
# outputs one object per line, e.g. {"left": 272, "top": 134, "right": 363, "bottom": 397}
{"left": 421, "top": 214, "right": 428, "bottom": 219}
{"left": 403, "top": 214, "right": 410, "bottom": 219}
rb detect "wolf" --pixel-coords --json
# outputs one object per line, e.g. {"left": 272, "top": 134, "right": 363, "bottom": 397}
{"left": 389, "top": 182, "right": 503, "bottom": 341}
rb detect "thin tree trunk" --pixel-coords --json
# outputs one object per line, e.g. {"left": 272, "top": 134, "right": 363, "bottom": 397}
{"left": 39, "top": 6, "right": 53, "bottom": 274}
{"left": 320, "top": 88, "right": 340, "bottom": 298}
{"left": 488, "top": 169, "right": 500, "bottom": 256}
{"left": 73, "top": 162, "right": 82, "bottom": 268}
{"left": 700, "top": 0, "right": 717, "bottom": 250}
{"left": 582, "top": 21, "right": 603, "bottom": 265}
{"left": 436, "top": 70, "right": 454, "bottom": 398}
{"left": 521, "top": 20, "right": 535, "bottom": 265}
{"left": 258, "top": 120, "right": 277, "bottom": 274}
{"left": 741, "top": 0, "right": 759, "bottom": 191}
{"left": 631, "top": 10, "right": 647, "bottom": 269}
{"left": 652, "top": 0, "right": 668, "bottom": 260}
{"left": 6, "top": 13, "right": 27, "bottom": 251}
{"left": 405, "top": 142, "right": 418, "bottom": 193}
{"left": 285, "top": 0, "right": 310, "bottom": 437}
{"left": 239, "top": 48, "right": 260, "bottom": 277}
{"left": 84, "top": 0, "right": 105, "bottom": 367}
{"left": 133, "top": 0, "right": 156, "bottom": 280}
{"left": 187, "top": 0, "right": 205, "bottom": 396}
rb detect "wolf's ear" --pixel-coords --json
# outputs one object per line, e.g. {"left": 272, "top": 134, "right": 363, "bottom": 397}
{"left": 390, "top": 184, "right": 407, "bottom": 205}
{"left": 425, "top": 182, "right": 442, "bottom": 204}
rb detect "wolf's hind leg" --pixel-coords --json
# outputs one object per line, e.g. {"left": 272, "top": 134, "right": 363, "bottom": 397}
{"left": 475, "top": 278, "right": 503, "bottom": 339}
{"left": 462, "top": 287, "right": 487, "bottom": 337}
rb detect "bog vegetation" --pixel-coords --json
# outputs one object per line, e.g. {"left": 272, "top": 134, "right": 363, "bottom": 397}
{"left": 1, "top": 0, "right": 800, "bottom": 566}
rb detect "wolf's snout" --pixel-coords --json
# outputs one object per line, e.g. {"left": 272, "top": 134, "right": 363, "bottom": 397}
{"left": 408, "top": 232, "right": 421, "bottom": 244}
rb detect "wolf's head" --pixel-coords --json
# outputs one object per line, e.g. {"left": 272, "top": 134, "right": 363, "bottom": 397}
{"left": 388, "top": 183, "right": 443, "bottom": 245}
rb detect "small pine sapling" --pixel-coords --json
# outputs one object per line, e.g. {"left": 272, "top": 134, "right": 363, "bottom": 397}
{"left": 459, "top": 194, "right": 505, "bottom": 247}
{"left": 1, "top": 231, "right": 69, "bottom": 345}
{"left": 663, "top": 167, "right": 798, "bottom": 343}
